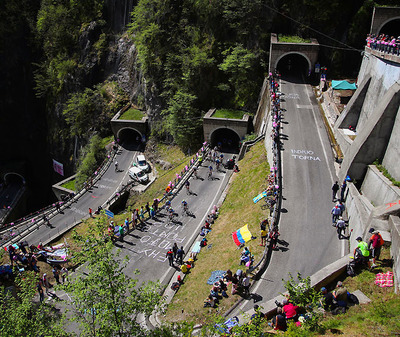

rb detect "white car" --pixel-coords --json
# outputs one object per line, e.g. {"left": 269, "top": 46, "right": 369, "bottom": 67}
{"left": 136, "top": 154, "right": 150, "bottom": 172}
{"left": 128, "top": 166, "right": 149, "bottom": 184}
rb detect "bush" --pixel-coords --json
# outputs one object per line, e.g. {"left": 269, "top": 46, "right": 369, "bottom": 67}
{"left": 75, "top": 135, "right": 105, "bottom": 189}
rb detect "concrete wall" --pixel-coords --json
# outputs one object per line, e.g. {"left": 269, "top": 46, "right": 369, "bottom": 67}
{"left": 203, "top": 109, "right": 250, "bottom": 142}
{"left": 268, "top": 33, "right": 319, "bottom": 74}
{"left": 389, "top": 215, "right": 400, "bottom": 293}
{"left": 370, "top": 6, "right": 400, "bottom": 35}
{"left": 344, "top": 183, "right": 374, "bottom": 252}
{"left": 382, "top": 105, "right": 400, "bottom": 181}
{"left": 361, "top": 165, "right": 400, "bottom": 206}
{"left": 253, "top": 78, "right": 269, "bottom": 136}
{"left": 110, "top": 106, "right": 148, "bottom": 139}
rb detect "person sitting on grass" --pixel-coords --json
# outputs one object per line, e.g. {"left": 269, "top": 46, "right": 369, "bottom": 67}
{"left": 270, "top": 307, "right": 287, "bottom": 331}
{"left": 204, "top": 295, "right": 215, "bottom": 308}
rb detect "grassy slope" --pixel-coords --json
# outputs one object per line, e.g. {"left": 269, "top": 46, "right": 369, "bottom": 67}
{"left": 165, "top": 141, "right": 270, "bottom": 324}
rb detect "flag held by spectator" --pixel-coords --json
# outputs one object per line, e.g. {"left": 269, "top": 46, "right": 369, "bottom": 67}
{"left": 232, "top": 224, "right": 252, "bottom": 246}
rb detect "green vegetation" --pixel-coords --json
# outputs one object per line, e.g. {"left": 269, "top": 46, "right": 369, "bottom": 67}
{"left": 278, "top": 35, "right": 311, "bottom": 43}
{"left": 373, "top": 160, "right": 400, "bottom": 187}
{"left": 61, "top": 179, "right": 76, "bottom": 192}
{"left": 119, "top": 108, "right": 145, "bottom": 120}
{"left": 165, "top": 141, "right": 269, "bottom": 323}
{"left": 75, "top": 135, "right": 106, "bottom": 189}
{"left": 213, "top": 109, "right": 245, "bottom": 119}
{"left": 0, "top": 271, "right": 66, "bottom": 336}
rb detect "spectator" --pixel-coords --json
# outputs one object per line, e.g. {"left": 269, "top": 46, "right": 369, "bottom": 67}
{"left": 354, "top": 236, "right": 370, "bottom": 267}
{"left": 282, "top": 298, "right": 299, "bottom": 322}
{"left": 270, "top": 307, "right": 287, "bottom": 331}
{"left": 321, "top": 287, "right": 335, "bottom": 311}
{"left": 368, "top": 228, "right": 384, "bottom": 268}
{"left": 333, "top": 281, "right": 348, "bottom": 309}
{"left": 332, "top": 181, "right": 339, "bottom": 201}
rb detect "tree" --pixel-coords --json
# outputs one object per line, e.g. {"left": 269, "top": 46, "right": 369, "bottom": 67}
{"left": 0, "top": 270, "right": 66, "bottom": 337}
{"left": 218, "top": 44, "right": 259, "bottom": 108}
{"left": 62, "top": 216, "right": 166, "bottom": 337}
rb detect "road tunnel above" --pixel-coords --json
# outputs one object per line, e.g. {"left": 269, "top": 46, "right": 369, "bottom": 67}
{"left": 210, "top": 128, "right": 241, "bottom": 153}
{"left": 276, "top": 53, "right": 310, "bottom": 80}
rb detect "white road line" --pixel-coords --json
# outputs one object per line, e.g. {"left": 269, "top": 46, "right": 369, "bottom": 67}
{"left": 159, "top": 172, "right": 231, "bottom": 285}
{"left": 305, "top": 86, "right": 345, "bottom": 256}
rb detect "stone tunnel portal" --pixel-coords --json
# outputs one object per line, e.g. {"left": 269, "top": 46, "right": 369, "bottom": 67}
{"left": 117, "top": 128, "right": 143, "bottom": 149}
{"left": 3, "top": 172, "right": 25, "bottom": 186}
{"left": 276, "top": 53, "right": 311, "bottom": 80}
{"left": 210, "top": 128, "right": 241, "bottom": 153}
{"left": 378, "top": 17, "right": 400, "bottom": 37}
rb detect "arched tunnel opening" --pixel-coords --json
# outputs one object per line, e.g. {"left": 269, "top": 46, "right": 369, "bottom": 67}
{"left": 3, "top": 173, "right": 25, "bottom": 186}
{"left": 379, "top": 18, "right": 400, "bottom": 38}
{"left": 210, "top": 128, "right": 241, "bottom": 153}
{"left": 276, "top": 53, "right": 310, "bottom": 81}
{"left": 117, "top": 128, "right": 143, "bottom": 150}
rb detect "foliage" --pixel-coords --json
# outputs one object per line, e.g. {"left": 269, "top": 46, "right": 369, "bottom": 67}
{"left": 213, "top": 109, "right": 245, "bottom": 119}
{"left": 278, "top": 35, "right": 311, "bottom": 43}
{"left": 164, "top": 90, "right": 203, "bottom": 151}
{"left": 75, "top": 134, "right": 105, "bottom": 189}
{"left": 0, "top": 271, "right": 66, "bottom": 337}
{"left": 282, "top": 273, "right": 323, "bottom": 332}
{"left": 120, "top": 108, "right": 145, "bottom": 120}
{"left": 62, "top": 216, "right": 166, "bottom": 337}
{"left": 61, "top": 178, "right": 76, "bottom": 192}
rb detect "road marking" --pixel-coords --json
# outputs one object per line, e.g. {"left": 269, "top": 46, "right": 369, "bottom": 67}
{"left": 97, "top": 184, "right": 112, "bottom": 190}
{"left": 70, "top": 207, "right": 86, "bottom": 216}
{"left": 103, "top": 178, "right": 118, "bottom": 183}
{"left": 286, "top": 93, "right": 300, "bottom": 99}
{"left": 296, "top": 104, "right": 312, "bottom": 109}
{"left": 159, "top": 171, "right": 232, "bottom": 285}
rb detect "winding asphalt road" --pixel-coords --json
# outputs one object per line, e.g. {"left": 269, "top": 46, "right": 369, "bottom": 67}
{"left": 20, "top": 143, "right": 141, "bottom": 245}
{"left": 233, "top": 75, "right": 344, "bottom": 315}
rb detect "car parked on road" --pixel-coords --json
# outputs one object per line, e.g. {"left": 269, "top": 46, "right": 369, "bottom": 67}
{"left": 128, "top": 166, "right": 149, "bottom": 184}
{"left": 135, "top": 154, "right": 150, "bottom": 172}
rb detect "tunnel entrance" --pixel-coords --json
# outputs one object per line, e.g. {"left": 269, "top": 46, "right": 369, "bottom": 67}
{"left": 3, "top": 172, "right": 25, "bottom": 186}
{"left": 379, "top": 18, "right": 400, "bottom": 37}
{"left": 117, "top": 128, "right": 143, "bottom": 150}
{"left": 210, "top": 128, "right": 241, "bottom": 153}
{"left": 276, "top": 53, "right": 310, "bottom": 81}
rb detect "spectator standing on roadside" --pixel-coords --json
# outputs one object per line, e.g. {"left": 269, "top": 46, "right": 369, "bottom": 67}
{"left": 166, "top": 248, "right": 174, "bottom": 266}
{"left": 332, "top": 181, "right": 339, "bottom": 201}
{"left": 176, "top": 246, "right": 184, "bottom": 265}
{"left": 37, "top": 281, "right": 44, "bottom": 303}
{"left": 52, "top": 266, "right": 60, "bottom": 284}
{"left": 331, "top": 205, "right": 341, "bottom": 224}
{"left": 89, "top": 208, "right": 93, "bottom": 217}
{"left": 145, "top": 202, "right": 150, "bottom": 217}
{"left": 172, "top": 243, "right": 178, "bottom": 260}
{"left": 340, "top": 180, "right": 347, "bottom": 201}
{"left": 336, "top": 217, "right": 346, "bottom": 238}
{"left": 368, "top": 228, "right": 384, "bottom": 268}
{"left": 61, "top": 266, "right": 68, "bottom": 284}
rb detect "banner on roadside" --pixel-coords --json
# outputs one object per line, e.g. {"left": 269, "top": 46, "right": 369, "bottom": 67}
{"left": 105, "top": 209, "right": 114, "bottom": 218}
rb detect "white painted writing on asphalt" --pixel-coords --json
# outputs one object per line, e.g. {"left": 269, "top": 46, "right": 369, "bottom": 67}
{"left": 286, "top": 93, "right": 300, "bottom": 99}
{"left": 290, "top": 149, "right": 321, "bottom": 161}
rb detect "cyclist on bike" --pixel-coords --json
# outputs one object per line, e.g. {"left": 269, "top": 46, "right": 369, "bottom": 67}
{"left": 193, "top": 166, "right": 198, "bottom": 179}
{"left": 216, "top": 158, "right": 220, "bottom": 171}
{"left": 208, "top": 165, "right": 213, "bottom": 180}
{"left": 165, "top": 200, "right": 171, "bottom": 212}
{"left": 182, "top": 199, "right": 188, "bottom": 215}
{"left": 185, "top": 180, "right": 191, "bottom": 195}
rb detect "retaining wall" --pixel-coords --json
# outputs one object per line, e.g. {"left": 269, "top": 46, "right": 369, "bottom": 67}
{"left": 389, "top": 215, "right": 400, "bottom": 292}
{"left": 361, "top": 165, "right": 400, "bottom": 206}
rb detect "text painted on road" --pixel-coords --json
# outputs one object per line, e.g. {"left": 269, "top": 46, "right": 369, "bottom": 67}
{"left": 291, "top": 149, "right": 321, "bottom": 161}
{"left": 286, "top": 93, "right": 300, "bottom": 99}
{"left": 136, "top": 220, "right": 187, "bottom": 263}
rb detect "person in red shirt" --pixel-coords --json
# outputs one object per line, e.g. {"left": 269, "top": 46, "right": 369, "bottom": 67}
{"left": 368, "top": 228, "right": 384, "bottom": 267}
{"left": 282, "top": 298, "right": 299, "bottom": 322}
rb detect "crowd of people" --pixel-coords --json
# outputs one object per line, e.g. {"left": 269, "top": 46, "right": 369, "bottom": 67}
{"left": 366, "top": 34, "right": 400, "bottom": 56}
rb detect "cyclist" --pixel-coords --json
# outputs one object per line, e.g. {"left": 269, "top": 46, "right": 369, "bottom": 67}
{"left": 193, "top": 166, "right": 198, "bottom": 179}
{"left": 165, "top": 200, "right": 171, "bottom": 212}
{"left": 185, "top": 180, "right": 191, "bottom": 195}
{"left": 208, "top": 165, "right": 213, "bottom": 180}
{"left": 182, "top": 200, "right": 188, "bottom": 215}
{"left": 115, "top": 161, "right": 119, "bottom": 172}
{"left": 216, "top": 158, "right": 220, "bottom": 171}
{"left": 220, "top": 153, "right": 224, "bottom": 164}
{"left": 168, "top": 207, "right": 175, "bottom": 222}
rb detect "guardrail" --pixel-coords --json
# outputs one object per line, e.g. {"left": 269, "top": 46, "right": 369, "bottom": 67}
{"left": 249, "top": 75, "right": 283, "bottom": 276}
{"left": 0, "top": 144, "right": 120, "bottom": 248}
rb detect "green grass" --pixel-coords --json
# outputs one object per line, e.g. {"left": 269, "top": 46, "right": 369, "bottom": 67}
{"left": 164, "top": 141, "right": 270, "bottom": 324}
{"left": 213, "top": 109, "right": 245, "bottom": 119}
{"left": 373, "top": 160, "right": 400, "bottom": 187}
{"left": 279, "top": 35, "right": 311, "bottom": 43}
{"left": 61, "top": 179, "right": 76, "bottom": 191}
{"left": 119, "top": 108, "right": 145, "bottom": 120}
